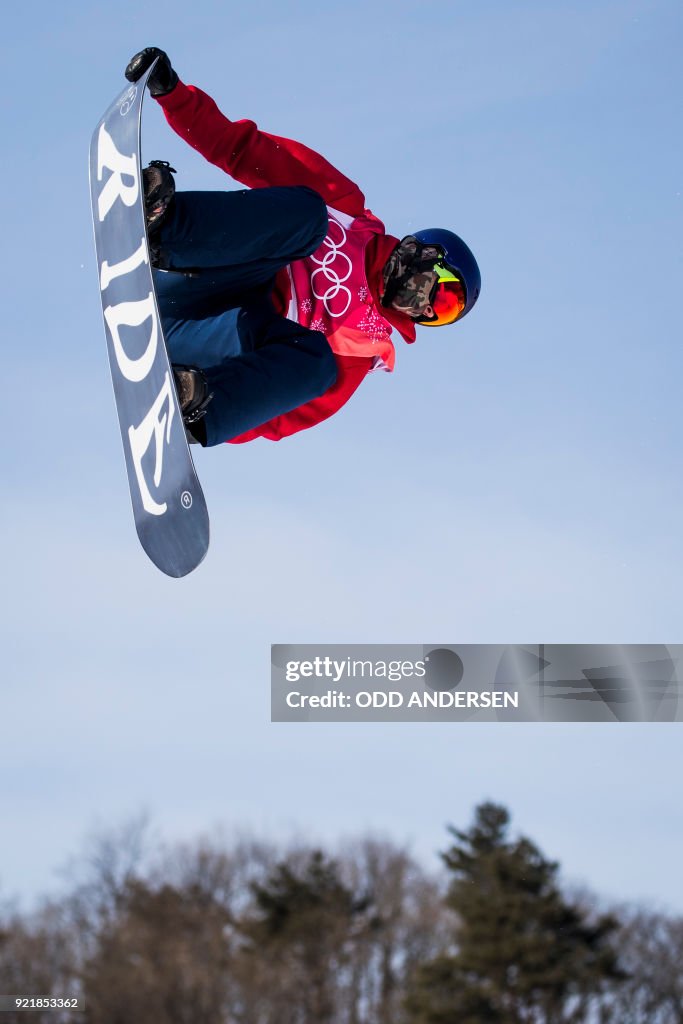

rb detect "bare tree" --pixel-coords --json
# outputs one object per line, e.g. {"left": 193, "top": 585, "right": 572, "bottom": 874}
{"left": 338, "top": 838, "right": 451, "bottom": 1024}
{"left": 607, "top": 906, "right": 683, "bottom": 1024}
{"left": 0, "top": 900, "right": 80, "bottom": 1024}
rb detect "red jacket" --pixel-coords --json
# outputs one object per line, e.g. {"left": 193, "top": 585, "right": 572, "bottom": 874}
{"left": 156, "top": 82, "right": 416, "bottom": 442}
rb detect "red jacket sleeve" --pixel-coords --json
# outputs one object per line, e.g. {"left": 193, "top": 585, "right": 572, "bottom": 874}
{"left": 228, "top": 355, "right": 373, "bottom": 443}
{"left": 156, "top": 81, "right": 366, "bottom": 218}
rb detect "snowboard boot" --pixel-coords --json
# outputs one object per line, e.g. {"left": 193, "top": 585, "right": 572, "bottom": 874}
{"left": 172, "top": 365, "right": 213, "bottom": 445}
{"left": 143, "top": 161, "right": 201, "bottom": 277}
{"left": 143, "top": 160, "right": 176, "bottom": 235}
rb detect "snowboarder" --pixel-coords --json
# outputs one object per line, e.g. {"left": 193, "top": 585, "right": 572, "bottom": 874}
{"left": 125, "top": 47, "right": 481, "bottom": 447}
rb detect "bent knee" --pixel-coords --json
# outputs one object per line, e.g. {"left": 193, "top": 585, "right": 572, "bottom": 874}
{"left": 309, "top": 333, "right": 338, "bottom": 396}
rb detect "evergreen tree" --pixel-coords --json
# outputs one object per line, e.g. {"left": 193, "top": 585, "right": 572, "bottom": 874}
{"left": 240, "top": 849, "right": 371, "bottom": 1024}
{"left": 404, "top": 803, "right": 624, "bottom": 1024}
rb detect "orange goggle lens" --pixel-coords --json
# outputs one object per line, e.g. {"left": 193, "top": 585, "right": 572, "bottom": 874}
{"left": 420, "top": 263, "right": 466, "bottom": 326}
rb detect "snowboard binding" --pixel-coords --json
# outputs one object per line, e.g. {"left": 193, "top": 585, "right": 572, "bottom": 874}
{"left": 172, "top": 365, "right": 214, "bottom": 425}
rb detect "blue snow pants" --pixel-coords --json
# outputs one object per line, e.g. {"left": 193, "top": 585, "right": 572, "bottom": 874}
{"left": 152, "top": 185, "right": 337, "bottom": 446}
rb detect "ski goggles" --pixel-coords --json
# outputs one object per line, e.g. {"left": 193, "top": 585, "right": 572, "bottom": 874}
{"left": 382, "top": 237, "right": 467, "bottom": 326}
{"left": 417, "top": 261, "right": 467, "bottom": 326}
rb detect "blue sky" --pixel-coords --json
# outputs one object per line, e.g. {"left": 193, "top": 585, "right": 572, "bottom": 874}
{"left": 2, "top": 0, "right": 683, "bottom": 911}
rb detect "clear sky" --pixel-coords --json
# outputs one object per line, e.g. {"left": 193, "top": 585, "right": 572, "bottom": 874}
{"left": 2, "top": 0, "right": 683, "bottom": 911}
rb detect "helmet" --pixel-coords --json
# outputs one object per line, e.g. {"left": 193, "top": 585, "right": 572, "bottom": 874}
{"left": 413, "top": 228, "right": 481, "bottom": 325}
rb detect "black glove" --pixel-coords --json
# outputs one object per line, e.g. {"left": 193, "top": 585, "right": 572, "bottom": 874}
{"left": 125, "top": 47, "right": 179, "bottom": 97}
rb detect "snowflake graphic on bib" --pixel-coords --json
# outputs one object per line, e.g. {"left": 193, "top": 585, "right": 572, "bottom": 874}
{"left": 358, "top": 309, "right": 392, "bottom": 345}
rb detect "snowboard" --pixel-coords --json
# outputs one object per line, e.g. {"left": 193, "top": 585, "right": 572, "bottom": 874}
{"left": 89, "top": 62, "right": 209, "bottom": 578}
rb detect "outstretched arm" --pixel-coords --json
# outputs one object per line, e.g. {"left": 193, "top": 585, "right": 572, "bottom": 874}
{"left": 156, "top": 81, "right": 366, "bottom": 218}
{"left": 125, "top": 43, "right": 367, "bottom": 217}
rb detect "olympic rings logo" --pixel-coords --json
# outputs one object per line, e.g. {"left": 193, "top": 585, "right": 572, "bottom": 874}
{"left": 310, "top": 219, "right": 352, "bottom": 317}
{"left": 119, "top": 86, "right": 137, "bottom": 117}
